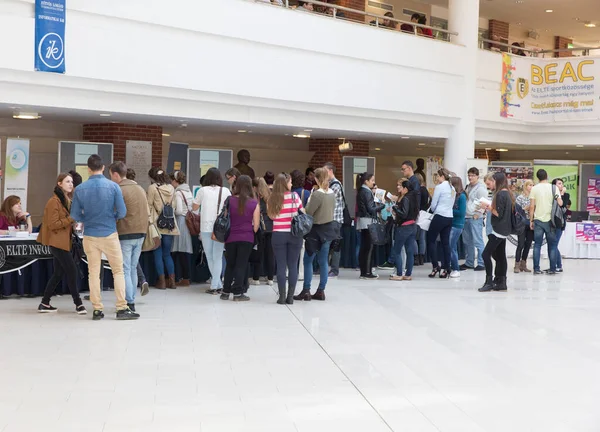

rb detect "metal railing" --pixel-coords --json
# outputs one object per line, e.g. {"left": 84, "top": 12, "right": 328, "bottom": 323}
{"left": 253, "top": 0, "right": 459, "bottom": 42}
{"left": 479, "top": 37, "right": 600, "bottom": 58}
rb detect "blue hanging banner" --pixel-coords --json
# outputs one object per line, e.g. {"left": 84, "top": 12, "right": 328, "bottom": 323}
{"left": 34, "top": 0, "right": 66, "bottom": 73}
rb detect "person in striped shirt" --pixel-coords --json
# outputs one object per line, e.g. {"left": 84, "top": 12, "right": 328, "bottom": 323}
{"left": 267, "top": 173, "right": 304, "bottom": 305}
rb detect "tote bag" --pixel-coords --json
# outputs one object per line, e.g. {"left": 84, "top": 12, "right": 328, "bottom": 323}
{"left": 416, "top": 210, "right": 433, "bottom": 231}
{"left": 368, "top": 219, "right": 388, "bottom": 246}
{"left": 142, "top": 221, "right": 161, "bottom": 252}
{"left": 290, "top": 192, "right": 313, "bottom": 238}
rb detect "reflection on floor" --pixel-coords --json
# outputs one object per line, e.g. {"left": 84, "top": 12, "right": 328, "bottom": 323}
{"left": 0, "top": 259, "right": 599, "bottom": 432}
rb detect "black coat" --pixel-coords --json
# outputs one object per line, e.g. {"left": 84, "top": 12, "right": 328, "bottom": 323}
{"left": 357, "top": 187, "right": 384, "bottom": 218}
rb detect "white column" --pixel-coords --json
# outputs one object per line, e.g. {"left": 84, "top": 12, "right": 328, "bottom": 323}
{"left": 444, "top": 0, "right": 480, "bottom": 180}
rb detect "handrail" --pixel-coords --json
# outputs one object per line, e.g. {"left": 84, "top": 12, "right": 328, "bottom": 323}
{"left": 253, "top": 0, "right": 459, "bottom": 41}
{"left": 480, "top": 37, "right": 600, "bottom": 57}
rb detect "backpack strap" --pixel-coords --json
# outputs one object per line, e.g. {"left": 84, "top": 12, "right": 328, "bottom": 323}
{"left": 216, "top": 187, "right": 223, "bottom": 217}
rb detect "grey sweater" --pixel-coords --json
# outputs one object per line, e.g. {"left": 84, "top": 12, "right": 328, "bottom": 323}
{"left": 305, "top": 189, "right": 335, "bottom": 225}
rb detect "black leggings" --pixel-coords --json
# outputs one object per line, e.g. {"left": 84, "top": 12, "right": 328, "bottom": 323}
{"left": 359, "top": 229, "right": 374, "bottom": 276}
{"left": 426, "top": 215, "right": 452, "bottom": 271}
{"left": 483, "top": 234, "right": 507, "bottom": 279}
{"left": 253, "top": 232, "right": 274, "bottom": 281}
{"left": 515, "top": 226, "right": 534, "bottom": 262}
{"left": 174, "top": 252, "right": 191, "bottom": 280}
{"left": 42, "top": 247, "right": 82, "bottom": 307}
{"left": 223, "top": 242, "right": 253, "bottom": 296}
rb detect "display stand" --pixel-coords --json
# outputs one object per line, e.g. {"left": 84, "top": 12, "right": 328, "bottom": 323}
{"left": 58, "top": 141, "right": 113, "bottom": 179}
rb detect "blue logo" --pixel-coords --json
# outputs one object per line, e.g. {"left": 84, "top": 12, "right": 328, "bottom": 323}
{"left": 37, "top": 32, "right": 64, "bottom": 70}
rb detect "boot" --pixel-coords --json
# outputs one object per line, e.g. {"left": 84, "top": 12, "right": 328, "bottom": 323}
{"left": 286, "top": 287, "right": 296, "bottom": 304}
{"left": 478, "top": 276, "right": 494, "bottom": 292}
{"left": 520, "top": 260, "right": 532, "bottom": 273}
{"left": 413, "top": 255, "right": 421, "bottom": 266}
{"left": 419, "top": 254, "right": 425, "bottom": 266}
{"left": 166, "top": 274, "right": 176, "bottom": 289}
{"left": 293, "top": 289, "right": 311, "bottom": 302}
{"left": 155, "top": 275, "right": 166, "bottom": 290}
{"left": 493, "top": 276, "right": 507, "bottom": 291}
{"left": 176, "top": 279, "right": 190, "bottom": 287}
{"left": 514, "top": 261, "right": 521, "bottom": 274}
{"left": 311, "top": 289, "right": 326, "bottom": 301}
{"left": 277, "top": 286, "right": 286, "bottom": 305}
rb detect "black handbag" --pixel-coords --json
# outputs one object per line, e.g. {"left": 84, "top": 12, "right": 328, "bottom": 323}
{"left": 212, "top": 191, "right": 230, "bottom": 243}
{"left": 290, "top": 192, "right": 313, "bottom": 238}
{"left": 551, "top": 185, "right": 566, "bottom": 230}
{"left": 368, "top": 219, "right": 388, "bottom": 246}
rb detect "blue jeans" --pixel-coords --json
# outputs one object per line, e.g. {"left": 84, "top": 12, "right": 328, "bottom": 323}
{"left": 450, "top": 227, "right": 463, "bottom": 271}
{"left": 201, "top": 232, "right": 225, "bottom": 289}
{"left": 417, "top": 226, "right": 426, "bottom": 255}
{"left": 303, "top": 240, "right": 331, "bottom": 291}
{"left": 388, "top": 227, "right": 396, "bottom": 265}
{"left": 121, "top": 238, "right": 144, "bottom": 304}
{"left": 533, "top": 220, "right": 557, "bottom": 272}
{"left": 152, "top": 234, "right": 175, "bottom": 277}
{"left": 394, "top": 225, "right": 417, "bottom": 276}
{"left": 462, "top": 217, "right": 485, "bottom": 267}
{"left": 552, "top": 229, "right": 563, "bottom": 270}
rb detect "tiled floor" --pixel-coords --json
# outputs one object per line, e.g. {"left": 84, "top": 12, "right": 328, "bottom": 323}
{"left": 1, "top": 259, "right": 600, "bottom": 432}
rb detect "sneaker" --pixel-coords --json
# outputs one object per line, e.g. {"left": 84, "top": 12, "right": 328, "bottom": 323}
{"left": 127, "top": 303, "right": 136, "bottom": 312}
{"left": 116, "top": 309, "right": 140, "bottom": 320}
{"left": 233, "top": 294, "right": 250, "bottom": 302}
{"left": 546, "top": 271, "right": 557, "bottom": 276}
{"left": 93, "top": 310, "right": 105, "bottom": 321}
{"left": 378, "top": 261, "right": 395, "bottom": 270}
{"left": 459, "top": 264, "right": 473, "bottom": 270}
{"left": 534, "top": 270, "right": 543, "bottom": 275}
{"left": 250, "top": 279, "right": 261, "bottom": 286}
{"left": 450, "top": 271, "right": 460, "bottom": 278}
{"left": 205, "top": 288, "right": 221, "bottom": 295}
{"left": 360, "top": 274, "right": 379, "bottom": 280}
{"left": 38, "top": 303, "right": 57, "bottom": 313}
{"left": 474, "top": 266, "right": 485, "bottom": 271}
{"left": 327, "top": 271, "right": 338, "bottom": 279}
{"left": 76, "top": 305, "right": 87, "bottom": 315}
{"left": 556, "top": 268, "right": 563, "bottom": 273}
{"left": 267, "top": 280, "right": 274, "bottom": 286}
{"left": 389, "top": 275, "right": 404, "bottom": 281}
{"left": 220, "top": 293, "right": 230, "bottom": 301}
{"left": 140, "top": 282, "right": 149, "bottom": 296}
{"left": 259, "top": 276, "right": 268, "bottom": 282}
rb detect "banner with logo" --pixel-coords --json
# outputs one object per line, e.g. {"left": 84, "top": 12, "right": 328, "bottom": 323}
{"left": 500, "top": 53, "right": 599, "bottom": 122}
{"left": 0, "top": 240, "right": 53, "bottom": 274}
{"left": 35, "top": 0, "right": 66, "bottom": 73}
{"left": 575, "top": 223, "right": 600, "bottom": 243}
{"left": 533, "top": 161, "right": 579, "bottom": 210}
{"left": 4, "top": 138, "right": 30, "bottom": 211}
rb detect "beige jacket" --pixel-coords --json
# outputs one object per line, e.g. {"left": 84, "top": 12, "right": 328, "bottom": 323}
{"left": 117, "top": 179, "right": 150, "bottom": 238}
{"left": 147, "top": 183, "right": 180, "bottom": 236}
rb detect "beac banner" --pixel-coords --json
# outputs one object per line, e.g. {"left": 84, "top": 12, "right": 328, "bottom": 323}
{"left": 533, "top": 160, "right": 579, "bottom": 210}
{"left": 4, "top": 139, "right": 30, "bottom": 211}
{"left": 500, "top": 53, "right": 598, "bottom": 122}
{"left": 35, "top": 0, "right": 66, "bottom": 73}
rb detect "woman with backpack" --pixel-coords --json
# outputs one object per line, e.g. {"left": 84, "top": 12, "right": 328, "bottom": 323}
{"left": 148, "top": 167, "right": 179, "bottom": 290}
{"left": 478, "top": 172, "right": 514, "bottom": 292}
{"left": 170, "top": 171, "right": 194, "bottom": 287}
{"left": 449, "top": 176, "right": 467, "bottom": 278}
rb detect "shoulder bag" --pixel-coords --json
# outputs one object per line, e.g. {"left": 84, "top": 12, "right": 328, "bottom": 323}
{"left": 368, "top": 217, "right": 388, "bottom": 245}
{"left": 156, "top": 187, "right": 176, "bottom": 232}
{"left": 212, "top": 188, "right": 231, "bottom": 243}
{"left": 290, "top": 192, "right": 313, "bottom": 238}
{"left": 551, "top": 185, "right": 566, "bottom": 229}
{"left": 416, "top": 209, "right": 433, "bottom": 231}
{"left": 180, "top": 191, "right": 200, "bottom": 237}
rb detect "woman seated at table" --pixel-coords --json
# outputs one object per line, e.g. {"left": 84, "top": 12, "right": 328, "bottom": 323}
{"left": 0, "top": 195, "right": 32, "bottom": 235}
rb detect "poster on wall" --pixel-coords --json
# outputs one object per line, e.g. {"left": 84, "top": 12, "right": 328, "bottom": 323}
{"left": 487, "top": 164, "right": 533, "bottom": 195}
{"left": 500, "top": 53, "right": 599, "bottom": 122}
{"left": 533, "top": 161, "right": 579, "bottom": 210}
{"left": 34, "top": 0, "right": 66, "bottom": 73}
{"left": 575, "top": 223, "right": 600, "bottom": 242}
{"left": 4, "top": 138, "right": 30, "bottom": 211}
{"left": 587, "top": 198, "right": 600, "bottom": 216}
{"left": 126, "top": 141, "right": 152, "bottom": 191}
{"left": 587, "top": 178, "right": 600, "bottom": 197}
{"left": 425, "top": 156, "right": 443, "bottom": 196}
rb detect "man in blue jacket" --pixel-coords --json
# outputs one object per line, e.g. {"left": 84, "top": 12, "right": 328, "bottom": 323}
{"left": 71, "top": 154, "right": 139, "bottom": 321}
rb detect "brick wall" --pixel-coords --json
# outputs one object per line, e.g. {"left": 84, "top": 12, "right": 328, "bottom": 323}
{"left": 82, "top": 123, "right": 163, "bottom": 168}
{"left": 554, "top": 36, "right": 573, "bottom": 58}
{"left": 488, "top": 20, "right": 509, "bottom": 52}
{"left": 308, "top": 139, "right": 369, "bottom": 178}
{"left": 331, "top": 0, "right": 365, "bottom": 23}
{"left": 474, "top": 149, "right": 500, "bottom": 162}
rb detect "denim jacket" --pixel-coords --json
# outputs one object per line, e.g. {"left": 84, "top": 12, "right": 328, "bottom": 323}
{"left": 71, "top": 174, "right": 127, "bottom": 237}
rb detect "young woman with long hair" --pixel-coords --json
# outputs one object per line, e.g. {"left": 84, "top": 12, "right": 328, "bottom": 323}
{"left": 294, "top": 168, "right": 338, "bottom": 301}
{"left": 389, "top": 180, "right": 419, "bottom": 281}
{"left": 356, "top": 172, "right": 385, "bottom": 280}
{"left": 427, "top": 168, "right": 455, "bottom": 279}
{"left": 515, "top": 179, "right": 534, "bottom": 273}
{"left": 0, "top": 195, "right": 32, "bottom": 235}
{"left": 449, "top": 176, "right": 467, "bottom": 278}
{"left": 251, "top": 177, "right": 274, "bottom": 286}
{"left": 36, "top": 173, "right": 86, "bottom": 314}
{"left": 478, "top": 172, "right": 514, "bottom": 292}
{"left": 148, "top": 167, "right": 180, "bottom": 289}
{"left": 221, "top": 175, "right": 260, "bottom": 302}
{"left": 193, "top": 167, "right": 231, "bottom": 294}
{"left": 268, "top": 173, "right": 304, "bottom": 304}
{"left": 170, "top": 170, "right": 194, "bottom": 287}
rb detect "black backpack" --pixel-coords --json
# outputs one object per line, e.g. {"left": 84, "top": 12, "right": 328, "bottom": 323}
{"left": 156, "top": 187, "right": 176, "bottom": 231}
{"left": 551, "top": 185, "right": 566, "bottom": 230}
{"left": 511, "top": 202, "right": 528, "bottom": 235}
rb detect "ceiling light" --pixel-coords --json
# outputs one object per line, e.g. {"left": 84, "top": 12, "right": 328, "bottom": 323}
{"left": 545, "top": 9, "right": 553, "bottom": 13}
{"left": 515, "top": 1, "right": 524, "bottom": 4}
{"left": 375, "top": 148, "right": 381, "bottom": 151}
{"left": 516, "top": 22, "right": 522, "bottom": 25}
{"left": 565, "top": 152, "right": 570, "bottom": 155}
{"left": 575, "top": 17, "right": 581, "bottom": 21}
{"left": 485, "top": 148, "right": 492, "bottom": 150}
{"left": 479, "top": 142, "right": 487, "bottom": 145}
{"left": 576, "top": 145, "right": 584, "bottom": 148}
{"left": 585, "top": 22, "right": 596, "bottom": 28}
{"left": 338, "top": 137, "right": 346, "bottom": 140}
{"left": 13, "top": 112, "right": 40, "bottom": 120}
{"left": 162, "top": 133, "right": 170, "bottom": 137}
{"left": 418, "top": 143, "right": 426, "bottom": 146}
{"left": 401, "top": 136, "right": 410, "bottom": 139}
{"left": 99, "top": 113, "right": 111, "bottom": 117}
{"left": 293, "top": 134, "right": 310, "bottom": 139}
{"left": 304, "top": 129, "right": 312, "bottom": 132}
{"left": 497, "top": 148, "right": 509, "bottom": 152}
{"left": 237, "top": 130, "right": 247, "bottom": 133}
